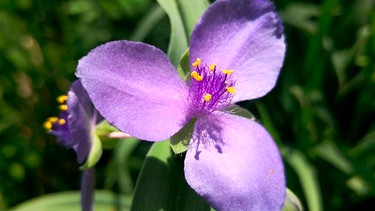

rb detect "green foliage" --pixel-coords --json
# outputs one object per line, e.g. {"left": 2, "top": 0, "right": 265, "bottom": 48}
{"left": 10, "top": 190, "right": 132, "bottom": 211}
{"left": 0, "top": 0, "right": 374, "bottom": 210}
{"left": 131, "top": 141, "right": 210, "bottom": 211}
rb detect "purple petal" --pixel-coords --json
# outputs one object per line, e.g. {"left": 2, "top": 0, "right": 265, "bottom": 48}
{"left": 184, "top": 112, "right": 285, "bottom": 210}
{"left": 76, "top": 41, "right": 190, "bottom": 141}
{"left": 81, "top": 168, "right": 96, "bottom": 211}
{"left": 190, "top": 0, "right": 286, "bottom": 102}
{"left": 68, "top": 80, "right": 100, "bottom": 164}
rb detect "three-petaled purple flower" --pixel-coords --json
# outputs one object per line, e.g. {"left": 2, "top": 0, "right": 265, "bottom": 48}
{"left": 77, "top": 0, "right": 286, "bottom": 210}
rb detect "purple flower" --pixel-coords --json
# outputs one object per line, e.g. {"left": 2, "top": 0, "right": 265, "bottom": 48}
{"left": 44, "top": 80, "right": 102, "bottom": 164}
{"left": 76, "top": 0, "right": 286, "bottom": 210}
{"left": 44, "top": 80, "right": 102, "bottom": 211}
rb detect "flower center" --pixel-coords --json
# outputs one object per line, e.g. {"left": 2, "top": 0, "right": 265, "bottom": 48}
{"left": 188, "top": 58, "right": 236, "bottom": 116}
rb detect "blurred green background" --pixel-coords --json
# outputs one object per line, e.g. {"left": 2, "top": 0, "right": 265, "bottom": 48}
{"left": 0, "top": 0, "right": 374, "bottom": 210}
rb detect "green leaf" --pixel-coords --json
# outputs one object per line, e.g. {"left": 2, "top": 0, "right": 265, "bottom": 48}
{"left": 177, "top": 49, "right": 191, "bottom": 80}
{"left": 282, "top": 188, "right": 304, "bottom": 211}
{"left": 170, "top": 118, "right": 197, "bottom": 154}
{"left": 283, "top": 148, "right": 323, "bottom": 211}
{"left": 130, "top": 4, "right": 166, "bottom": 41}
{"left": 350, "top": 130, "right": 375, "bottom": 157}
{"left": 131, "top": 141, "right": 210, "bottom": 210}
{"left": 10, "top": 191, "right": 131, "bottom": 211}
{"left": 177, "top": 0, "right": 209, "bottom": 38}
{"left": 346, "top": 175, "right": 370, "bottom": 196}
{"left": 105, "top": 138, "right": 140, "bottom": 194}
{"left": 256, "top": 101, "right": 281, "bottom": 145}
{"left": 157, "top": 0, "right": 188, "bottom": 67}
{"left": 227, "top": 105, "right": 256, "bottom": 120}
{"left": 279, "top": 3, "right": 319, "bottom": 34}
{"left": 314, "top": 140, "right": 353, "bottom": 174}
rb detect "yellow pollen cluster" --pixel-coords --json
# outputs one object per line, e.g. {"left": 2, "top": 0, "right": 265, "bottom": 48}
{"left": 204, "top": 93, "right": 212, "bottom": 102}
{"left": 192, "top": 58, "right": 201, "bottom": 67}
{"left": 226, "top": 86, "right": 236, "bottom": 94}
{"left": 43, "top": 117, "right": 58, "bottom": 130}
{"left": 58, "top": 119, "right": 66, "bottom": 125}
{"left": 57, "top": 95, "right": 68, "bottom": 111}
{"left": 222, "top": 69, "right": 234, "bottom": 75}
{"left": 43, "top": 121, "right": 53, "bottom": 130}
{"left": 191, "top": 71, "right": 203, "bottom": 81}
{"left": 209, "top": 63, "right": 216, "bottom": 71}
{"left": 191, "top": 58, "right": 236, "bottom": 108}
{"left": 57, "top": 95, "right": 68, "bottom": 104}
{"left": 59, "top": 104, "right": 68, "bottom": 111}
{"left": 43, "top": 95, "right": 69, "bottom": 131}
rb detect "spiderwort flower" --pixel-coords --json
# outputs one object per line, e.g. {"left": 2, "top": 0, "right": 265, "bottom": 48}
{"left": 77, "top": 0, "right": 286, "bottom": 210}
{"left": 44, "top": 80, "right": 102, "bottom": 165}
{"left": 44, "top": 80, "right": 102, "bottom": 211}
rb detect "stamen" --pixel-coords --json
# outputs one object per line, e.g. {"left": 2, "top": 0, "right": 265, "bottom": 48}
{"left": 48, "top": 117, "right": 58, "bottom": 123}
{"left": 188, "top": 60, "right": 236, "bottom": 115}
{"left": 59, "top": 104, "right": 68, "bottom": 111}
{"left": 222, "top": 69, "right": 234, "bottom": 75}
{"left": 226, "top": 87, "right": 236, "bottom": 94}
{"left": 58, "top": 119, "right": 66, "bottom": 125}
{"left": 204, "top": 93, "right": 212, "bottom": 102}
{"left": 57, "top": 95, "right": 68, "bottom": 104}
{"left": 191, "top": 71, "right": 203, "bottom": 81}
{"left": 192, "top": 58, "right": 201, "bottom": 67}
{"left": 209, "top": 64, "right": 216, "bottom": 71}
{"left": 43, "top": 121, "right": 53, "bottom": 130}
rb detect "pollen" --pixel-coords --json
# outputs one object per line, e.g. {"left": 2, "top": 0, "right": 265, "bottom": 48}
{"left": 191, "top": 71, "right": 203, "bottom": 81}
{"left": 192, "top": 58, "right": 201, "bottom": 67}
{"left": 48, "top": 117, "right": 58, "bottom": 123}
{"left": 44, "top": 116, "right": 58, "bottom": 130}
{"left": 59, "top": 104, "right": 68, "bottom": 111}
{"left": 226, "top": 86, "right": 236, "bottom": 94}
{"left": 209, "top": 63, "right": 216, "bottom": 71}
{"left": 222, "top": 69, "right": 234, "bottom": 75}
{"left": 57, "top": 95, "right": 68, "bottom": 104}
{"left": 58, "top": 118, "right": 66, "bottom": 125}
{"left": 188, "top": 60, "right": 236, "bottom": 115}
{"left": 204, "top": 93, "right": 212, "bottom": 102}
{"left": 43, "top": 121, "right": 53, "bottom": 130}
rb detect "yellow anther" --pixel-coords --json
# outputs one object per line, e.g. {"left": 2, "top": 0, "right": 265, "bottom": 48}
{"left": 226, "top": 87, "right": 236, "bottom": 94}
{"left": 209, "top": 63, "right": 216, "bottom": 71}
{"left": 58, "top": 119, "right": 66, "bottom": 125}
{"left": 191, "top": 71, "right": 203, "bottom": 81}
{"left": 59, "top": 104, "right": 68, "bottom": 111}
{"left": 57, "top": 95, "right": 68, "bottom": 104}
{"left": 43, "top": 121, "right": 53, "bottom": 130}
{"left": 48, "top": 117, "right": 58, "bottom": 123}
{"left": 204, "top": 93, "right": 212, "bottom": 102}
{"left": 222, "top": 69, "right": 234, "bottom": 75}
{"left": 192, "top": 58, "right": 201, "bottom": 67}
